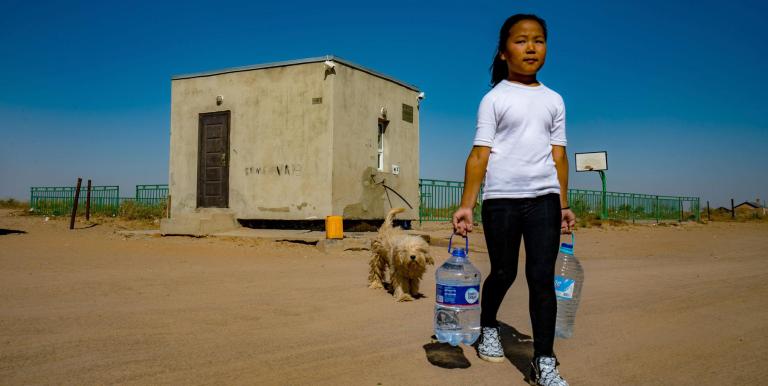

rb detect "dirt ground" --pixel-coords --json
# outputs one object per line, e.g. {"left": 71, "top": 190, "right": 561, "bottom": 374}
{"left": 1, "top": 209, "right": 766, "bottom": 385}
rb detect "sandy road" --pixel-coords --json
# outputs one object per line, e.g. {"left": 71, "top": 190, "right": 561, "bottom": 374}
{"left": 1, "top": 210, "right": 766, "bottom": 385}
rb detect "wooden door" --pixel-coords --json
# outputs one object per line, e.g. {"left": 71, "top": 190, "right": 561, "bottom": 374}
{"left": 197, "top": 111, "right": 230, "bottom": 208}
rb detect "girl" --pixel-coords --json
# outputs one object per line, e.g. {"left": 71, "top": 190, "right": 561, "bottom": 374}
{"left": 451, "top": 14, "right": 576, "bottom": 386}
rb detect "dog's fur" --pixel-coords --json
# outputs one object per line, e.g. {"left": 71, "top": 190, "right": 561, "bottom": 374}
{"left": 368, "top": 208, "right": 434, "bottom": 301}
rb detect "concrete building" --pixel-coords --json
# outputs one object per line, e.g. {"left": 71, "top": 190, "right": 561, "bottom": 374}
{"left": 161, "top": 56, "right": 422, "bottom": 235}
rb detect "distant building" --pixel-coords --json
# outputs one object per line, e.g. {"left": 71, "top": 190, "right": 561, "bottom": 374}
{"left": 735, "top": 200, "right": 765, "bottom": 216}
{"left": 161, "top": 56, "right": 422, "bottom": 235}
{"left": 735, "top": 201, "right": 760, "bottom": 210}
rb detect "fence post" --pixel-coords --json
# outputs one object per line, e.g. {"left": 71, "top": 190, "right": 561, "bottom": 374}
{"left": 418, "top": 180, "right": 423, "bottom": 225}
{"left": 631, "top": 193, "right": 635, "bottom": 224}
{"left": 706, "top": 201, "right": 710, "bottom": 221}
{"left": 85, "top": 179, "right": 92, "bottom": 220}
{"left": 655, "top": 196, "right": 659, "bottom": 223}
{"left": 70, "top": 178, "right": 82, "bottom": 230}
{"left": 695, "top": 198, "right": 700, "bottom": 221}
{"left": 731, "top": 198, "right": 735, "bottom": 219}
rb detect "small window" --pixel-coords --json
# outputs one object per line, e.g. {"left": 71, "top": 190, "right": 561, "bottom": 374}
{"left": 377, "top": 121, "right": 386, "bottom": 171}
{"left": 402, "top": 103, "right": 413, "bottom": 123}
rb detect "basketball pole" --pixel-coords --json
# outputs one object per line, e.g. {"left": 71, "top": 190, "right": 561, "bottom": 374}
{"left": 576, "top": 152, "right": 608, "bottom": 219}
{"left": 598, "top": 170, "right": 607, "bottom": 219}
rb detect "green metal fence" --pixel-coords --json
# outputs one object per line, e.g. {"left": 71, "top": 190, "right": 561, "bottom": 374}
{"left": 122, "top": 184, "right": 169, "bottom": 218}
{"left": 567, "top": 189, "right": 700, "bottom": 222}
{"left": 136, "top": 184, "right": 168, "bottom": 206}
{"left": 30, "top": 184, "right": 169, "bottom": 216}
{"left": 30, "top": 186, "right": 120, "bottom": 216}
{"left": 419, "top": 179, "right": 700, "bottom": 223}
{"left": 419, "top": 179, "right": 484, "bottom": 223}
{"left": 30, "top": 181, "right": 699, "bottom": 223}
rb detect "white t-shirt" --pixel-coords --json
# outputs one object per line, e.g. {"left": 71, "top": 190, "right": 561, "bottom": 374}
{"left": 473, "top": 80, "right": 567, "bottom": 200}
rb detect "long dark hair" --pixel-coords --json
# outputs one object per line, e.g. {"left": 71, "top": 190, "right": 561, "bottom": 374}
{"left": 490, "top": 14, "right": 548, "bottom": 87}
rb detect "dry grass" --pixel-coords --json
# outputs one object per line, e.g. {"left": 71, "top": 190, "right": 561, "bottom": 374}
{"left": 0, "top": 199, "right": 28, "bottom": 210}
{"left": 577, "top": 214, "right": 604, "bottom": 228}
{"left": 25, "top": 200, "right": 166, "bottom": 221}
{"left": 702, "top": 209, "right": 768, "bottom": 223}
{"left": 117, "top": 201, "right": 166, "bottom": 220}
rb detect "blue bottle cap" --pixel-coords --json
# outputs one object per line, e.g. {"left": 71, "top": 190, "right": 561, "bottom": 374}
{"left": 451, "top": 248, "right": 467, "bottom": 258}
{"left": 559, "top": 243, "right": 574, "bottom": 255}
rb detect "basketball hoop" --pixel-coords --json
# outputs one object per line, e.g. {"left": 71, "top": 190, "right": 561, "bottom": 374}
{"left": 575, "top": 152, "right": 608, "bottom": 219}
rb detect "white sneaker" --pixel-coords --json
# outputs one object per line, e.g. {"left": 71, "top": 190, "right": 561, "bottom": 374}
{"left": 477, "top": 327, "right": 505, "bottom": 363}
{"left": 529, "top": 356, "right": 568, "bottom": 386}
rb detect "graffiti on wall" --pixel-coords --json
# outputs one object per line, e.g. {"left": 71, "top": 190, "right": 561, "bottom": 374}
{"left": 245, "top": 164, "right": 303, "bottom": 177}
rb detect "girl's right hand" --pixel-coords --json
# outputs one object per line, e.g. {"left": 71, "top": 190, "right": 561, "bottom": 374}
{"left": 452, "top": 207, "right": 475, "bottom": 236}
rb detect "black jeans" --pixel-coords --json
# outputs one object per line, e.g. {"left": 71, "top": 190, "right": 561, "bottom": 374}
{"left": 480, "top": 194, "right": 561, "bottom": 357}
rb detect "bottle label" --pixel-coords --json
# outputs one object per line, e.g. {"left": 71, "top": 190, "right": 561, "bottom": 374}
{"left": 554, "top": 275, "right": 575, "bottom": 300}
{"left": 436, "top": 284, "right": 480, "bottom": 306}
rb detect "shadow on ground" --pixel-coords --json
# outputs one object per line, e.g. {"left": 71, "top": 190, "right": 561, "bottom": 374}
{"left": 423, "top": 337, "right": 472, "bottom": 369}
{"left": 423, "top": 321, "right": 533, "bottom": 373}
{"left": 497, "top": 321, "right": 534, "bottom": 378}
{"left": 423, "top": 322, "right": 533, "bottom": 372}
{"left": 0, "top": 228, "right": 26, "bottom": 235}
{"left": 382, "top": 282, "right": 426, "bottom": 299}
{"left": 74, "top": 223, "right": 99, "bottom": 230}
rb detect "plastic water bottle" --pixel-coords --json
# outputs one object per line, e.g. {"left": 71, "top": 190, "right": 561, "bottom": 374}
{"left": 554, "top": 234, "right": 585, "bottom": 339}
{"left": 434, "top": 234, "right": 481, "bottom": 346}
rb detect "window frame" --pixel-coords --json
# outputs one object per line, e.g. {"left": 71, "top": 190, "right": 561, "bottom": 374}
{"left": 377, "top": 120, "right": 388, "bottom": 171}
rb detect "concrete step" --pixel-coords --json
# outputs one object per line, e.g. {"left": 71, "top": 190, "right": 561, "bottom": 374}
{"left": 160, "top": 211, "right": 238, "bottom": 236}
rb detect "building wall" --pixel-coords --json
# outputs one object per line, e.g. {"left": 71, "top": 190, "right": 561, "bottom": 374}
{"left": 169, "top": 63, "right": 334, "bottom": 220}
{"left": 331, "top": 63, "right": 421, "bottom": 220}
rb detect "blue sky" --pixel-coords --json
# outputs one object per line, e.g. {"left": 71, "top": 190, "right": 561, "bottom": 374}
{"left": 1, "top": 0, "right": 766, "bottom": 207}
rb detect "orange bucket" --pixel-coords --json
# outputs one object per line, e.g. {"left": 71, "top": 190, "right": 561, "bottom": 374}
{"left": 325, "top": 216, "right": 344, "bottom": 239}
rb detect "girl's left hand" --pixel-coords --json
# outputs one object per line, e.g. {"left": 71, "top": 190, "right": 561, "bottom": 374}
{"left": 561, "top": 208, "right": 576, "bottom": 234}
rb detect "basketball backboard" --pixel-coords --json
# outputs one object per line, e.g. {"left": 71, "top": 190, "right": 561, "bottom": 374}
{"left": 575, "top": 151, "right": 608, "bottom": 172}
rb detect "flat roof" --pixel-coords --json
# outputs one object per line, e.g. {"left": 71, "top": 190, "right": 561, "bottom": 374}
{"left": 172, "top": 55, "right": 420, "bottom": 92}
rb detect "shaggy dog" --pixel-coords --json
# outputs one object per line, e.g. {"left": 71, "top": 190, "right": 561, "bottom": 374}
{"left": 368, "top": 208, "right": 434, "bottom": 301}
